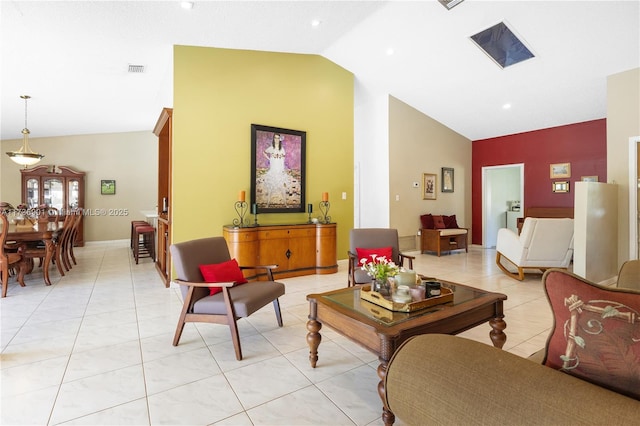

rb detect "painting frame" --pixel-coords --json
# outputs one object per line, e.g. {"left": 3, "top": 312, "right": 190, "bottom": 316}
{"left": 441, "top": 167, "right": 454, "bottom": 193}
{"left": 250, "top": 124, "right": 306, "bottom": 213}
{"left": 100, "top": 179, "right": 116, "bottom": 195}
{"left": 581, "top": 175, "right": 599, "bottom": 182}
{"left": 423, "top": 173, "right": 437, "bottom": 200}
{"left": 550, "top": 162, "right": 571, "bottom": 179}
{"left": 552, "top": 181, "right": 570, "bottom": 193}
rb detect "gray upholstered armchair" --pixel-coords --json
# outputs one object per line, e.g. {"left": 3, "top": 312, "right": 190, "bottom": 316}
{"left": 170, "top": 236, "right": 285, "bottom": 360}
{"left": 347, "top": 228, "right": 414, "bottom": 287}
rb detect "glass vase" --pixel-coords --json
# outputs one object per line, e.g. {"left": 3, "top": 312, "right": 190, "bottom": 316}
{"left": 372, "top": 277, "right": 391, "bottom": 297}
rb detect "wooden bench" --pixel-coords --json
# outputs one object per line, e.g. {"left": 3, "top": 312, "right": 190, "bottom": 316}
{"left": 420, "top": 228, "right": 468, "bottom": 256}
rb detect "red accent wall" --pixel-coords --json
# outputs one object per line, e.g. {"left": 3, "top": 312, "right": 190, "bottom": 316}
{"left": 471, "top": 119, "right": 607, "bottom": 245}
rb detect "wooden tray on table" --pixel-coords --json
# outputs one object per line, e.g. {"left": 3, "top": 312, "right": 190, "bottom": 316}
{"left": 360, "top": 284, "right": 453, "bottom": 313}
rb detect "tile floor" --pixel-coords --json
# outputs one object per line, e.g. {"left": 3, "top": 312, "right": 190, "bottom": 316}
{"left": 1, "top": 241, "right": 554, "bottom": 425}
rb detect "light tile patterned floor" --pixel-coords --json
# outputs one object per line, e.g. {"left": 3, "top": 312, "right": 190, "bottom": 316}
{"left": 1, "top": 240, "right": 552, "bottom": 425}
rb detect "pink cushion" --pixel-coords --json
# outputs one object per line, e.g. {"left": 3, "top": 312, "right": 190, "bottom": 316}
{"left": 420, "top": 214, "right": 434, "bottom": 229}
{"left": 543, "top": 270, "right": 640, "bottom": 399}
{"left": 432, "top": 215, "right": 446, "bottom": 229}
{"left": 199, "top": 259, "right": 248, "bottom": 296}
{"left": 356, "top": 246, "right": 393, "bottom": 264}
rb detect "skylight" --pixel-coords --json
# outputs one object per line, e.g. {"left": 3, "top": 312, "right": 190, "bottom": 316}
{"left": 470, "top": 22, "right": 535, "bottom": 69}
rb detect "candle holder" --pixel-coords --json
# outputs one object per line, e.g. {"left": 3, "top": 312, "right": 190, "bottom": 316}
{"left": 233, "top": 201, "right": 249, "bottom": 227}
{"left": 319, "top": 201, "right": 331, "bottom": 224}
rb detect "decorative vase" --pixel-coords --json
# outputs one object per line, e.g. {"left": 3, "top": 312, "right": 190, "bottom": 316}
{"left": 373, "top": 277, "right": 391, "bottom": 297}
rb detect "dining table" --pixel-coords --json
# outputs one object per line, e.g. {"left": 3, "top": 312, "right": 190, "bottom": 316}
{"left": 7, "top": 220, "right": 64, "bottom": 286}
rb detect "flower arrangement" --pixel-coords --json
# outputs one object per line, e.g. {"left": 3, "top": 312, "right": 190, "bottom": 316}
{"left": 360, "top": 255, "right": 399, "bottom": 282}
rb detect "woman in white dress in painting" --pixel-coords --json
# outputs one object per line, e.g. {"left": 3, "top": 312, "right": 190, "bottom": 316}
{"left": 263, "top": 133, "right": 288, "bottom": 206}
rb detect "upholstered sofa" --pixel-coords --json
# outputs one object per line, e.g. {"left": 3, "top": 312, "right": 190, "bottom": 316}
{"left": 383, "top": 267, "right": 640, "bottom": 425}
{"left": 419, "top": 213, "right": 468, "bottom": 256}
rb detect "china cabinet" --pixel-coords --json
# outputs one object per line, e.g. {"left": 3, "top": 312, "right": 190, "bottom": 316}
{"left": 21, "top": 165, "right": 86, "bottom": 246}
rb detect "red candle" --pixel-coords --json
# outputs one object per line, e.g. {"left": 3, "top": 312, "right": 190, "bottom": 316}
{"left": 238, "top": 190, "right": 246, "bottom": 202}
{"left": 322, "top": 192, "right": 329, "bottom": 202}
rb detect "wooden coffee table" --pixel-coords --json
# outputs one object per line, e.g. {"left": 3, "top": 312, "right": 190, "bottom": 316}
{"left": 306, "top": 280, "right": 507, "bottom": 426}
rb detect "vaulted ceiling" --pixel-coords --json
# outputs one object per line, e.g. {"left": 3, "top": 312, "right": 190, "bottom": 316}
{"left": 1, "top": 1, "right": 638, "bottom": 141}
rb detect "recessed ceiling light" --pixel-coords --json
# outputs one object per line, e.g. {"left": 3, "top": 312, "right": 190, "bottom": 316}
{"left": 386, "top": 48, "right": 395, "bottom": 56}
{"left": 502, "top": 103, "right": 512, "bottom": 110}
{"left": 181, "top": 1, "right": 194, "bottom": 10}
{"left": 311, "top": 19, "right": 321, "bottom": 27}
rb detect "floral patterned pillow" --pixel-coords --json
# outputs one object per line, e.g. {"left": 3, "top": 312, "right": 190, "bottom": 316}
{"left": 543, "top": 270, "right": 640, "bottom": 400}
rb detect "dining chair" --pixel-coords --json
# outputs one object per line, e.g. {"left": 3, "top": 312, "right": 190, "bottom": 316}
{"left": 170, "top": 236, "right": 285, "bottom": 360}
{"left": 55, "top": 211, "right": 77, "bottom": 272}
{"left": 347, "top": 228, "right": 415, "bottom": 287}
{"left": 1, "top": 214, "right": 26, "bottom": 297}
{"left": 67, "top": 210, "right": 83, "bottom": 266}
{"left": 21, "top": 217, "right": 66, "bottom": 277}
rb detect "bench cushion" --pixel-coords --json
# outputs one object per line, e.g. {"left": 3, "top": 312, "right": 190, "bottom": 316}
{"left": 439, "top": 229, "right": 467, "bottom": 236}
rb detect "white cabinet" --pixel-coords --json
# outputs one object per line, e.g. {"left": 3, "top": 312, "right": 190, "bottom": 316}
{"left": 506, "top": 211, "right": 523, "bottom": 233}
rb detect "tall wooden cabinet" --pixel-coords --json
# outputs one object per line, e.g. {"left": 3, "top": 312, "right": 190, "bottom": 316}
{"left": 153, "top": 108, "right": 173, "bottom": 287}
{"left": 223, "top": 223, "right": 338, "bottom": 279}
{"left": 21, "top": 165, "right": 85, "bottom": 246}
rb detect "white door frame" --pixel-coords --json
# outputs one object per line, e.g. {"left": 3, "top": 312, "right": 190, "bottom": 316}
{"left": 629, "top": 136, "right": 639, "bottom": 259}
{"left": 482, "top": 163, "right": 525, "bottom": 247}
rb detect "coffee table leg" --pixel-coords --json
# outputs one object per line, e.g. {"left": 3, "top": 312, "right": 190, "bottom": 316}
{"left": 377, "top": 362, "right": 395, "bottom": 426}
{"left": 306, "top": 301, "right": 322, "bottom": 368}
{"left": 489, "top": 316, "right": 507, "bottom": 349}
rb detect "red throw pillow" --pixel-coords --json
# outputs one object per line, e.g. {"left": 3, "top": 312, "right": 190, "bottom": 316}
{"left": 444, "top": 214, "right": 459, "bottom": 229}
{"left": 420, "top": 214, "right": 434, "bottom": 229}
{"left": 356, "top": 246, "right": 393, "bottom": 263}
{"left": 199, "top": 259, "right": 248, "bottom": 296}
{"left": 432, "top": 215, "right": 446, "bottom": 229}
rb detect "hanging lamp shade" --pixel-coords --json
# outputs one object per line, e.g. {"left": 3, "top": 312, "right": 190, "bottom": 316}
{"left": 6, "top": 95, "right": 44, "bottom": 167}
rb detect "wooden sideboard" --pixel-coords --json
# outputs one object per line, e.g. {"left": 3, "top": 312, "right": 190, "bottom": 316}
{"left": 223, "top": 223, "right": 338, "bottom": 279}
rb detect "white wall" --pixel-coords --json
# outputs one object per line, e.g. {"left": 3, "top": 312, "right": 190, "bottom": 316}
{"left": 354, "top": 78, "right": 390, "bottom": 228}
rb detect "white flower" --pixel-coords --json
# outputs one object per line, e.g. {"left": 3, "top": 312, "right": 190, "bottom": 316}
{"left": 360, "top": 255, "right": 399, "bottom": 281}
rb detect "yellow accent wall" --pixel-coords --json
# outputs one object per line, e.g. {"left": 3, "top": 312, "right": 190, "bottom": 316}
{"left": 173, "top": 46, "right": 354, "bottom": 258}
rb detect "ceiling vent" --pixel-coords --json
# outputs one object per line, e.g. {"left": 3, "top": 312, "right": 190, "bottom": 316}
{"left": 438, "top": 0, "right": 465, "bottom": 10}
{"left": 127, "top": 64, "right": 145, "bottom": 73}
{"left": 470, "top": 22, "right": 535, "bottom": 69}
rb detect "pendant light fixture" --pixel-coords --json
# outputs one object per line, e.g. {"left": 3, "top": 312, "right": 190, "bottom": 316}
{"left": 6, "top": 95, "right": 44, "bottom": 167}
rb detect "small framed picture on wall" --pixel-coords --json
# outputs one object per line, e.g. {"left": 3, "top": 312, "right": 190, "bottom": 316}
{"left": 423, "top": 173, "right": 437, "bottom": 200}
{"left": 101, "top": 180, "right": 116, "bottom": 195}
{"left": 441, "top": 167, "right": 454, "bottom": 193}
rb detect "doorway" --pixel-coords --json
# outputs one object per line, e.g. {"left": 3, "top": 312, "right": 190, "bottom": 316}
{"left": 482, "top": 164, "right": 524, "bottom": 248}
{"left": 629, "top": 136, "right": 640, "bottom": 259}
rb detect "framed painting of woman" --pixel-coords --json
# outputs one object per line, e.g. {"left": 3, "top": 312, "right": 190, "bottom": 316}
{"left": 250, "top": 124, "right": 306, "bottom": 213}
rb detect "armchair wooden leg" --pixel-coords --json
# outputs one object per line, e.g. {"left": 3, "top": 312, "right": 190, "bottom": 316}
{"left": 223, "top": 288, "right": 243, "bottom": 361}
{"left": 173, "top": 287, "right": 194, "bottom": 346}
{"left": 495, "top": 252, "right": 525, "bottom": 281}
{"left": 172, "top": 319, "right": 186, "bottom": 346}
{"left": 273, "top": 299, "right": 283, "bottom": 327}
{"left": 228, "top": 315, "right": 242, "bottom": 361}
